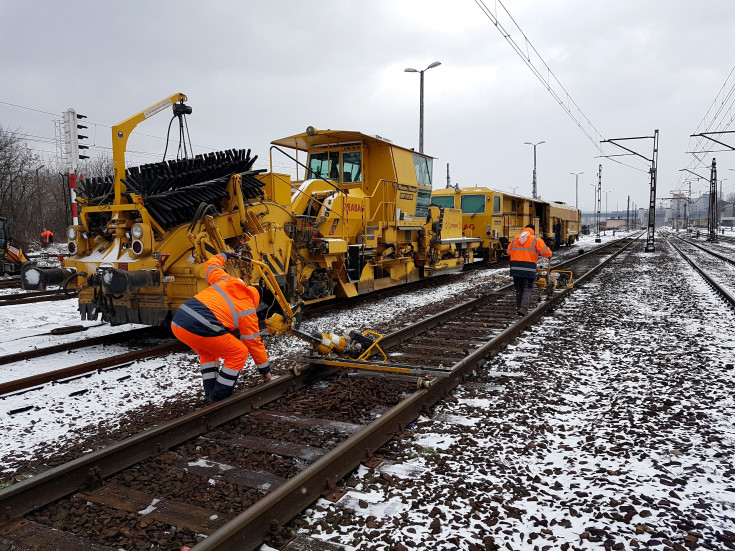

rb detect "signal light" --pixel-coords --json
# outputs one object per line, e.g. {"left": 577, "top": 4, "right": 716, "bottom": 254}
{"left": 63, "top": 108, "right": 90, "bottom": 163}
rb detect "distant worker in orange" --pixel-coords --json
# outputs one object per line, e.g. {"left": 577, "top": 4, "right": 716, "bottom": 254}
{"left": 40, "top": 229, "right": 54, "bottom": 246}
{"left": 171, "top": 251, "right": 271, "bottom": 403}
{"left": 507, "top": 224, "right": 551, "bottom": 316}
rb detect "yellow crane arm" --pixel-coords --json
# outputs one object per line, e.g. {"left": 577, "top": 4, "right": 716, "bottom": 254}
{"left": 111, "top": 92, "right": 188, "bottom": 205}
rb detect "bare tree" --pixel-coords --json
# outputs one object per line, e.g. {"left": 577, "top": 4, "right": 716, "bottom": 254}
{"left": 0, "top": 125, "right": 43, "bottom": 247}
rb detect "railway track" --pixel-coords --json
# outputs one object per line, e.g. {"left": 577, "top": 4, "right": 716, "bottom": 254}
{"left": 0, "top": 288, "right": 76, "bottom": 307}
{"left": 0, "top": 277, "right": 21, "bottom": 289}
{"left": 0, "top": 236, "right": 637, "bottom": 550}
{"left": 668, "top": 236, "right": 735, "bottom": 308}
{"left": 0, "top": 327, "right": 181, "bottom": 397}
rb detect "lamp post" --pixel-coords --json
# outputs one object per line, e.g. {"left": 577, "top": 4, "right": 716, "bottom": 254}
{"left": 604, "top": 190, "right": 611, "bottom": 234}
{"left": 404, "top": 61, "right": 441, "bottom": 154}
{"left": 588, "top": 183, "right": 597, "bottom": 236}
{"left": 524, "top": 141, "right": 545, "bottom": 199}
{"left": 570, "top": 172, "right": 583, "bottom": 210}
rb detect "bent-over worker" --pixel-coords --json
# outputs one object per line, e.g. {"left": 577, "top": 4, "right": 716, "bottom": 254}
{"left": 171, "top": 251, "right": 271, "bottom": 403}
{"left": 507, "top": 224, "right": 551, "bottom": 316}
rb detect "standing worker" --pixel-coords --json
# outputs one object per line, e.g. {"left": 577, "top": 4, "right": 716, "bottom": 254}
{"left": 40, "top": 229, "right": 54, "bottom": 246}
{"left": 507, "top": 224, "right": 551, "bottom": 316}
{"left": 171, "top": 250, "right": 271, "bottom": 403}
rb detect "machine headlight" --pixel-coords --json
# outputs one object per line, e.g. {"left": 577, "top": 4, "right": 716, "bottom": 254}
{"left": 131, "top": 224, "right": 144, "bottom": 239}
{"left": 67, "top": 226, "right": 77, "bottom": 240}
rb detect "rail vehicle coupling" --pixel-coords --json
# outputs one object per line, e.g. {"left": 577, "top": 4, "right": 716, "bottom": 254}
{"left": 536, "top": 257, "right": 574, "bottom": 292}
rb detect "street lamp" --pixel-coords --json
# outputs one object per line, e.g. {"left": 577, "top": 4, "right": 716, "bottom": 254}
{"left": 588, "top": 183, "right": 596, "bottom": 234}
{"left": 405, "top": 61, "right": 441, "bottom": 154}
{"left": 604, "top": 190, "right": 611, "bottom": 234}
{"left": 570, "top": 172, "right": 583, "bottom": 210}
{"left": 524, "top": 141, "right": 545, "bottom": 199}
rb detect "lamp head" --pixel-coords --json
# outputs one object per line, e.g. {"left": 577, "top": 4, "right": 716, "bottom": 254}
{"left": 405, "top": 68, "right": 418, "bottom": 73}
{"left": 427, "top": 61, "right": 441, "bottom": 69}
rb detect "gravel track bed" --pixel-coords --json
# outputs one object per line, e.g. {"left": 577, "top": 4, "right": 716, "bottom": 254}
{"left": 287, "top": 238, "right": 735, "bottom": 551}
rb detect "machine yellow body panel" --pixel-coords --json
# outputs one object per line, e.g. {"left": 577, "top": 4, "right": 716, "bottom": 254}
{"left": 35, "top": 102, "right": 477, "bottom": 325}
{"left": 431, "top": 186, "right": 581, "bottom": 263}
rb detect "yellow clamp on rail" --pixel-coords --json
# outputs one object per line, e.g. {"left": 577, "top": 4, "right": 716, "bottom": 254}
{"left": 355, "top": 330, "right": 387, "bottom": 363}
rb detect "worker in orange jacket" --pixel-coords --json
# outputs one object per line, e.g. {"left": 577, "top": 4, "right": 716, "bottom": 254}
{"left": 171, "top": 251, "right": 271, "bottom": 403}
{"left": 507, "top": 224, "right": 551, "bottom": 316}
{"left": 40, "top": 229, "right": 54, "bottom": 246}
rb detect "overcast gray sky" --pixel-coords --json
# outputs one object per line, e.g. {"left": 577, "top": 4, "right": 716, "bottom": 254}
{"left": 2, "top": 0, "right": 735, "bottom": 214}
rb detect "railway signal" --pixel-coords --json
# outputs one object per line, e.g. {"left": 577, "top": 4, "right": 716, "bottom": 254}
{"left": 62, "top": 108, "right": 88, "bottom": 225}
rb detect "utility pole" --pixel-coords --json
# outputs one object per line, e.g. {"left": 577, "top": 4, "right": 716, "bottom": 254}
{"left": 446, "top": 163, "right": 451, "bottom": 188}
{"left": 626, "top": 195, "right": 630, "bottom": 230}
{"left": 595, "top": 165, "right": 602, "bottom": 243}
{"left": 601, "top": 130, "right": 659, "bottom": 252}
{"left": 570, "top": 172, "right": 583, "bottom": 210}
{"left": 708, "top": 158, "right": 718, "bottom": 242}
{"left": 525, "top": 141, "right": 545, "bottom": 199}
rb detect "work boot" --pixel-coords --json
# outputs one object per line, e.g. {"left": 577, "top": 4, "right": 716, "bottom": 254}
{"left": 202, "top": 378, "right": 215, "bottom": 401}
{"left": 209, "top": 380, "right": 235, "bottom": 402}
{"left": 209, "top": 366, "right": 240, "bottom": 402}
{"left": 199, "top": 362, "right": 218, "bottom": 401}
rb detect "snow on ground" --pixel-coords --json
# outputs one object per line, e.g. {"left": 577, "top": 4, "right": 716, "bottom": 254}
{"left": 0, "top": 236, "right": 523, "bottom": 477}
{"left": 291, "top": 236, "right": 735, "bottom": 550}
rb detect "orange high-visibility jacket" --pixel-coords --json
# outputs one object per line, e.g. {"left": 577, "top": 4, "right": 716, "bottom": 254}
{"left": 40, "top": 230, "right": 54, "bottom": 243}
{"left": 507, "top": 228, "right": 551, "bottom": 278}
{"left": 171, "top": 253, "right": 269, "bottom": 369}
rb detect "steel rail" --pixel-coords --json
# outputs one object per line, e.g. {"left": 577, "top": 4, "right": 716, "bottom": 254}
{"left": 0, "top": 341, "right": 187, "bottom": 395}
{"left": 668, "top": 239, "right": 735, "bottom": 308}
{"left": 0, "top": 289, "right": 77, "bottom": 306}
{"left": 189, "top": 236, "right": 641, "bottom": 550}
{"left": 676, "top": 235, "right": 735, "bottom": 267}
{"left": 0, "top": 327, "right": 158, "bottom": 366}
{"left": 0, "top": 236, "right": 638, "bottom": 545}
{"left": 0, "top": 278, "right": 21, "bottom": 289}
{"left": 0, "top": 368, "right": 337, "bottom": 520}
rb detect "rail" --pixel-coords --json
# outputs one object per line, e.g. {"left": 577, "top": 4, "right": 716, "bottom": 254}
{"left": 0, "top": 236, "right": 638, "bottom": 550}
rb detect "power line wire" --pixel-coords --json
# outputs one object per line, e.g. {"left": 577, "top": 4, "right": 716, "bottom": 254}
{"left": 474, "top": 0, "right": 649, "bottom": 173}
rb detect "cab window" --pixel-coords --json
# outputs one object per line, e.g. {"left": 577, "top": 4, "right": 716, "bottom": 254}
{"left": 431, "top": 195, "right": 456, "bottom": 209}
{"left": 342, "top": 151, "right": 362, "bottom": 183}
{"left": 308, "top": 151, "right": 340, "bottom": 181}
{"left": 412, "top": 153, "right": 433, "bottom": 187}
{"left": 416, "top": 186, "right": 431, "bottom": 218}
{"left": 460, "top": 194, "right": 485, "bottom": 215}
{"left": 493, "top": 196, "right": 501, "bottom": 213}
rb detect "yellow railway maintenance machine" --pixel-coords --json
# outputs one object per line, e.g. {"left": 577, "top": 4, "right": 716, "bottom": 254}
{"left": 23, "top": 94, "right": 478, "bottom": 326}
{"left": 430, "top": 186, "right": 581, "bottom": 264}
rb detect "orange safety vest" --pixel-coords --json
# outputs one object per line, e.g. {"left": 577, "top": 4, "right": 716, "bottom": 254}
{"left": 172, "top": 253, "right": 269, "bottom": 370}
{"left": 41, "top": 230, "right": 54, "bottom": 243}
{"left": 507, "top": 228, "right": 551, "bottom": 278}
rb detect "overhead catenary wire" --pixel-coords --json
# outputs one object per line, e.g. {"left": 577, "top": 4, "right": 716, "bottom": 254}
{"left": 1, "top": 97, "right": 294, "bottom": 174}
{"left": 473, "top": 0, "right": 649, "bottom": 173}
{"left": 679, "top": 65, "right": 735, "bottom": 191}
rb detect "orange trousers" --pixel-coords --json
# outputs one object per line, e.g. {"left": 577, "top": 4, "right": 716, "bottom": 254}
{"left": 171, "top": 325, "right": 249, "bottom": 371}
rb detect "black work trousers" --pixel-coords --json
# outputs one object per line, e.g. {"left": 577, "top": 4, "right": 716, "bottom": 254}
{"left": 513, "top": 276, "right": 535, "bottom": 309}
